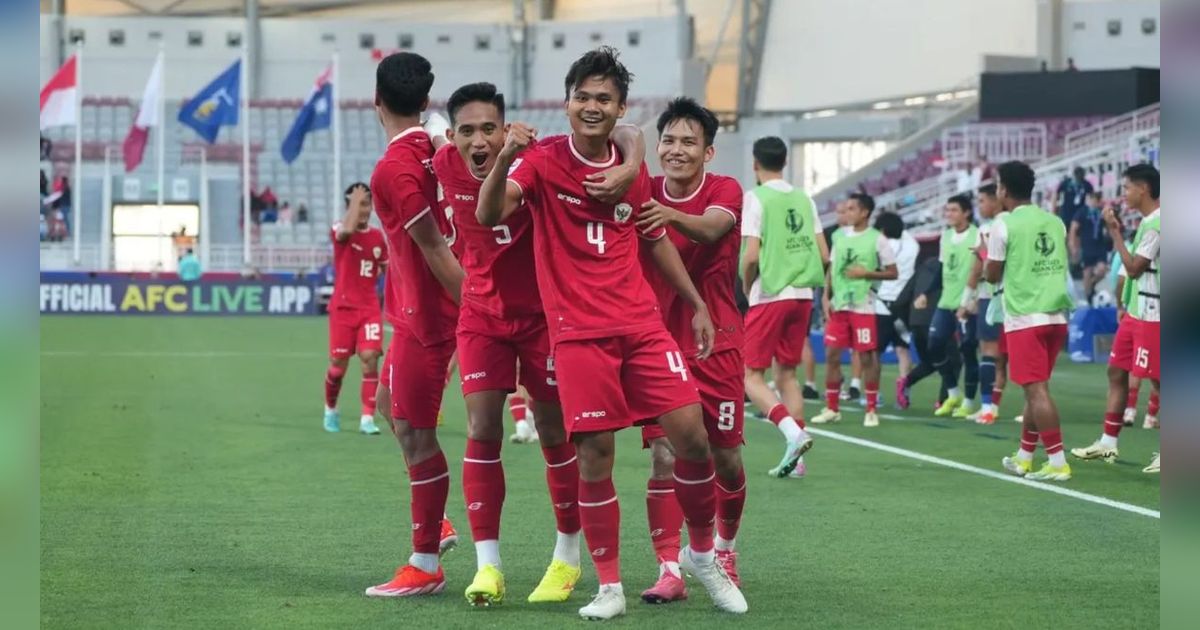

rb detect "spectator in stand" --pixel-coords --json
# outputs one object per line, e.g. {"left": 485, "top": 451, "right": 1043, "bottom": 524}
{"left": 178, "top": 248, "right": 202, "bottom": 281}
{"left": 1067, "top": 57, "right": 1078, "bottom": 71}
{"left": 297, "top": 203, "right": 309, "bottom": 224}
{"left": 39, "top": 212, "right": 48, "bottom": 241}
{"left": 1070, "top": 191, "right": 1112, "bottom": 302}
{"left": 54, "top": 175, "right": 72, "bottom": 237}
{"left": 260, "top": 186, "right": 278, "bottom": 210}
{"left": 41, "top": 135, "right": 52, "bottom": 161}
{"left": 1056, "top": 166, "right": 1092, "bottom": 226}
{"left": 278, "top": 202, "right": 293, "bottom": 225}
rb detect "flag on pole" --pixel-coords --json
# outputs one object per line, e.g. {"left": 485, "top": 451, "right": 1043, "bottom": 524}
{"left": 178, "top": 59, "right": 241, "bottom": 143}
{"left": 40, "top": 55, "right": 79, "bottom": 130}
{"left": 122, "top": 53, "right": 164, "bottom": 173}
{"left": 281, "top": 64, "right": 333, "bottom": 164}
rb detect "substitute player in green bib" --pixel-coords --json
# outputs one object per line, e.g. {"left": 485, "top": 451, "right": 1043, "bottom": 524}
{"left": 984, "top": 161, "right": 1075, "bottom": 482}
{"left": 813, "top": 193, "right": 898, "bottom": 427}
{"left": 739, "top": 137, "right": 827, "bottom": 479}
{"left": 1071, "top": 164, "right": 1160, "bottom": 473}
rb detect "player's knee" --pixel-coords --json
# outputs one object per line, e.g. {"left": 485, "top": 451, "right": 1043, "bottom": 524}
{"left": 713, "top": 447, "right": 742, "bottom": 480}
{"left": 329, "top": 357, "right": 349, "bottom": 371}
{"left": 649, "top": 439, "right": 675, "bottom": 479}
{"left": 1107, "top": 364, "right": 1127, "bottom": 384}
{"left": 357, "top": 352, "right": 380, "bottom": 372}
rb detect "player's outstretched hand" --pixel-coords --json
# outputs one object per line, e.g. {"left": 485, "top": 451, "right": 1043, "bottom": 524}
{"left": 501, "top": 123, "right": 537, "bottom": 160}
{"left": 913, "top": 293, "right": 928, "bottom": 310}
{"left": 692, "top": 305, "right": 715, "bottom": 361}
{"left": 583, "top": 162, "right": 637, "bottom": 205}
{"left": 636, "top": 200, "right": 676, "bottom": 234}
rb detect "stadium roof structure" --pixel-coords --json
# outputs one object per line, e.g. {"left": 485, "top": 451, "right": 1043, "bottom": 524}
{"left": 43, "top": 0, "right": 528, "bottom": 20}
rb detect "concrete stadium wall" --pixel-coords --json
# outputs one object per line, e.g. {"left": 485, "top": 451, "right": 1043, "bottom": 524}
{"left": 1062, "top": 0, "right": 1160, "bottom": 69}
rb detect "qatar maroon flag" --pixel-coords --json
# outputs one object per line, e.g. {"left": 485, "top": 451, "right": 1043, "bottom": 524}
{"left": 123, "top": 53, "right": 164, "bottom": 172}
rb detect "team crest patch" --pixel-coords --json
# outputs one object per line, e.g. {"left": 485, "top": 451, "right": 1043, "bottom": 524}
{"left": 373, "top": 246, "right": 382, "bottom": 259}
{"left": 614, "top": 203, "right": 633, "bottom": 223}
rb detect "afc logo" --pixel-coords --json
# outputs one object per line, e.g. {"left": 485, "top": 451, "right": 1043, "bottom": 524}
{"left": 785, "top": 207, "right": 804, "bottom": 233}
{"left": 841, "top": 247, "right": 860, "bottom": 268}
{"left": 946, "top": 251, "right": 961, "bottom": 272}
{"left": 1035, "top": 231, "right": 1056, "bottom": 257}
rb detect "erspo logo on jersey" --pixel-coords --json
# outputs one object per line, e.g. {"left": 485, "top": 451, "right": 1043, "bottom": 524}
{"left": 39, "top": 276, "right": 316, "bottom": 316}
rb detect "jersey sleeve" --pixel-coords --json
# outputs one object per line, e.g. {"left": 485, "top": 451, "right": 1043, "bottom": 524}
{"left": 876, "top": 234, "right": 897, "bottom": 266}
{"left": 707, "top": 177, "right": 743, "bottom": 223}
{"left": 378, "top": 160, "right": 433, "bottom": 231}
{"left": 631, "top": 167, "right": 666, "bottom": 241}
{"left": 330, "top": 223, "right": 340, "bottom": 243}
{"left": 431, "top": 143, "right": 454, "bottom": 182}
{"left": 505, "top": 148, "right": 542, "bottom": 207}
{"left": 987, "top": 218, "right": 1008, "bottom": 262}
{"left": 1135, "top": 227, "right": 1160, "bottom": 262}
{"left": 740, "top": 190, "right": 762, "bottom": 238}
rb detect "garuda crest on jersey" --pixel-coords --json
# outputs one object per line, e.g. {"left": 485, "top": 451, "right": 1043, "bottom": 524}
{"left": 614, "top": 202, "right": 633, "bottom": 224}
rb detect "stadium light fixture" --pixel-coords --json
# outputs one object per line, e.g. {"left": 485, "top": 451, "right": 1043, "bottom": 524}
{"left": 872, "top": 101, "right": 892, "bottom": 110}
{"left": 935, "top": 92, "right": 954, "bottom": 102}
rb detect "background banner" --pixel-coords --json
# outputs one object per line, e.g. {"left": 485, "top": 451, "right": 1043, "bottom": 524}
{"left": 40, "top": 273, "right": 317, "bottom": 315}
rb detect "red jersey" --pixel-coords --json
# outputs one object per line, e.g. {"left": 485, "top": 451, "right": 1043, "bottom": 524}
{"left": 370, "top": 127, "right": 458, "bottom": 346}
{"left": 506, "top": 134, "right": 665, "bottom": 343}
{"left": 329, "top": 223, "right": 387, "bottom": 312}
{"left": 433, "top": 143, "right": 542, "bottom": 319}
{"left": 640, "top": 173, "right": 744, "bottom": 354}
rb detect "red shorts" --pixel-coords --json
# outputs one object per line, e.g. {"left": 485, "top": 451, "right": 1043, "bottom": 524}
{"left": 744, "top": 300, "right": 812, "bottom": 369}
{"left": 382, "top": 324, "right": 456, "bottom": 429}
{"left": 456, "top": 306, "right": 557, "bottom": 401}
{"left": 997, "top": 327, "right": 1008, "bottom": 355}
{"left": 328, "top": 307, "right": 383, "bottom": 359}
{"left": 1006, "top": 324, "right": 1067, "bottom": 385}
{"left": 641, "top": 348, "right": 745, "bottom": 449}
{"left": 1132, "top": 319, "right": 1159, "bottom": 380}
{"left": 555, "top": 327, "right": 700, "bottom": 436}
{"left": 1108, "top": 314, "right": 1137, "bottom": 372}
{"left": 825, "top": 310, "right": 878, "bottom": 352}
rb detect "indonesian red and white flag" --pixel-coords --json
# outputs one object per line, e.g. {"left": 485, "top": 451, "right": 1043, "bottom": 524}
{"left": 40, "top": 55, "right": 78, "bottom": 130}
{"left": 123, "top": 54, "right": 164, "bottom": 172}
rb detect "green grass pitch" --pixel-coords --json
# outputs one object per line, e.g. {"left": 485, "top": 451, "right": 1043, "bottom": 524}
{"left": 40, "top": 317, "right": 1160, "bottom": 628}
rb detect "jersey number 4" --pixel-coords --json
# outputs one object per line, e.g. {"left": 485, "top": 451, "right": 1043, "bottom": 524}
{"left": 587, "top": 222, "right": 607, "bottom": 254}
{"left": 665, "top": 351, "right": 688, "bottom": 382}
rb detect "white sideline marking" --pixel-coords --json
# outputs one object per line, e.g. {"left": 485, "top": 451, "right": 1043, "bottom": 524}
{"left": 806, "top": 427, "right": 1160, "bottom": 520}
{"left": 41, "top": 350, "right": 322, "bottom": 358}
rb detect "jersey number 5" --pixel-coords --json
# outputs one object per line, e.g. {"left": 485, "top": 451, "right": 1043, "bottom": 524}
{"left": 492, "top": 224, "right": 512, "bottom": 245}
{"left": 587, "top": 222, "right": 606, "bottom": 254}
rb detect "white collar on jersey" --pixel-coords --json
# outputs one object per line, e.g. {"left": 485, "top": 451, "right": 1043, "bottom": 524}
{"left": 389, "top": 126, "right": 428, "bottom": 145}
{"left": 568, "top": 134, "right": 617, "bottom": 169}
{"left": 661, "top": 172, "right": 707, "bottom": 204}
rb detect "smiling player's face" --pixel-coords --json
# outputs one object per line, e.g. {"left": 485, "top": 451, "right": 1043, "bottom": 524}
{"left": 448, "top": 101, "right": 505, "bottom": 179}
{"left": 657, "top": 118, "right": 713, "bottom": 183}
{"left": 566, "top": 76, "right": 625, "bottom": 139}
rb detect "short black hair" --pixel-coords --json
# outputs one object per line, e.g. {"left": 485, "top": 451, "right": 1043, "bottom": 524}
{"left": 752, "top": 136, "right": 787, "bottom": 171}
{"left": 447, "top": 82, "right": 505, "bottom": 126}
{"left": 978, "top": 183, "right": 997, "bottom": 198}
{"left": 997, "top": 161, "right": 1036, "bottom": 200}
{"left": 1073, "top": 166, "right": 1086, "bottom": 179}
{"left": 656, "top": 97, "right": 719, "bottom": 147}
{"left": 1122, "top": 163, "right": 1159, "bottom": 199}
{"left": 1086, "top": 190, "right": 1103, "bottom": 201}
{"left": 848, "top": 192, "right": 876, "bottom": 215}
{"left": 344, "top": 182, "right": 369, "bottom": 207}
{"left": 564, "top": 46, "right": 633, "bottom": 104}
{"left": 947, "top": 193, "right": 973, "bottom": 216}
{"left": 375, "top": 52, "right": 435, "bottom": 117}
{"left": 874, "top": 211, "right": 904, "bottom": 239}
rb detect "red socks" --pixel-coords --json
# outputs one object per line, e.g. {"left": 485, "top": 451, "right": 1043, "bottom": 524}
{"left": 361, "top": 372, "right": 378, "bottom": 417}
{"left": 324, "top": 364, "right": 346, "bottom": 408}
{"left": 825, "top": 380, "right": 841, "bottom": 412}
{"left": 1019, "top": 425, "right": 1040, "bottom": 454}
{"left": 509, "top": 396, "right": 528, "bottom": 423}
{"left": 541, "top": 443, "right": 581, "bottom": 534}
{"left": 992, "top": 388, "right": 1004, "bottom": 407}
{"left": 1148, "top": 391, "right": 1160, "bottom": 416}
{"left": 1040, "top": 428, "right": 1064, "bottom": 456}
{"left": 865, "top": 381, "right": 879, "bottom": 412}
{"left": 1103, "top": 412, "right": 1124, "bottom": 438}
{"left": 767, "top": 403, "right": 803, "bottom": 427}
{"left": 645, "top": 479, "right": 683, "bottom": 565}
{"left": 715, "top": 468, "right": 746, "bottom": 543}
{"left": 579, "top": 478, "right": 621, "bottom": 584}
{"left": 408, "top": 451, "right": 450, "bottom": 554}
{"left": 673, "top": 457, "right": 716, "bottom": 554}
{"left": 463, "top": 440, "right": 505, "bottom": 542}
{"left": 1127, "top": 384, "right": 1141, "bottom": 409}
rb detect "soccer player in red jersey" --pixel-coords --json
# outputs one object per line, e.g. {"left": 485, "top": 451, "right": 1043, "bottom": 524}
{"left": 631, "top": 98, "right": 747, "bottom": 603}
{"left": 429, "top": 81, "right": 643, "bottom": 606}
{"left": 363, "top": 52, "right": 466, "bottom": 598}
{"left": 478, "top": 47, "right": 747, "bottom": 620}
{"left": 323, "top": 183, "right": 387, "bottom": 435}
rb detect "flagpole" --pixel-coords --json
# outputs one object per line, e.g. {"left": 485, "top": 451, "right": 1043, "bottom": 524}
{"left": 332, "top": 50, "right": 341, "bottom": 220}
{"left": 101, "top": 146, "right": 112, "bottom": 269}
{"left": 72, "top": 42, "right": 83, "bottom": 266}
{"left": 241, "top": 47, "right": 252, "bottom": 267}
{"left": 200, "top": 147, "right": 210, "bottom": 270}
{"left": 156, "top": 44, "right": 166, "bottom": 212}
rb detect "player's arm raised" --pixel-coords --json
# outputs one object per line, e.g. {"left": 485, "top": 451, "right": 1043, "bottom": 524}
{"left": 478, "top": 123, "right": 535, "bottom": 227}
{"left": 583, "top": 123, "right": 645, "bottom": 204}
{"left": 1103, "top": 205, "right": 1151, "bottom": 277}
{"left": 334, "top": 184, "right": 371, "bottom": 242}
{"left": 636, "top": 200, "right": 735, "bottom": 244}
{"left": 408, "top": 213, "right": 464, "bottom": 305}
{"left": 645, "top": 236, "right": 715, "bottom": 360}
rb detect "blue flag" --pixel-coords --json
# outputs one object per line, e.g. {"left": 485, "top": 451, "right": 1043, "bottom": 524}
{"left": 178, "top": 60, "right": 241, "bottom": 143}
{"left": 281, "top": 66, "right": 333, "bottom": 164}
